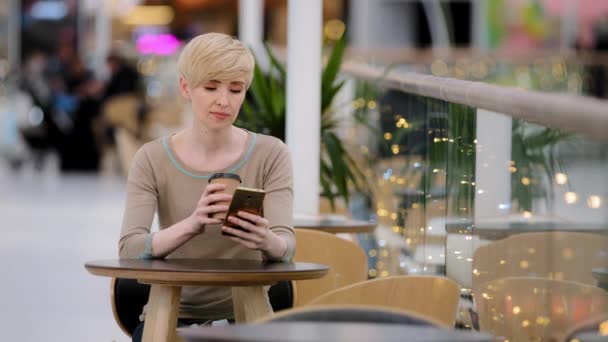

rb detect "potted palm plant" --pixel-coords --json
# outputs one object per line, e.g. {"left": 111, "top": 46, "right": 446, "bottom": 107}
{"left": 236, "top": 34, "right": 368, "bottom": 210}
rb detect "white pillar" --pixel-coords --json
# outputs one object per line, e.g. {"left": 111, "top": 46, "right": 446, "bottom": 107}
{"left": 238, "top": 0, "right": 264, "bottom": 49}
{"left": 472, "top": 0, "right": 488, "bottom": 49}
{"left": 8, "top": 0, "right": 20, "bottom": 73}
{"left": 474, "top": 109, "right": 513, "bottom": 219}
{"left": 285, "top": 0, "right": 322, "bottom": 216}
{"left": 238, "top": 0, "right": 266, "bottom": 69}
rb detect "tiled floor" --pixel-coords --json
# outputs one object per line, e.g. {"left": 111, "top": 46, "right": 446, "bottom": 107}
{"left": 0, "top": 165, "right": 130, "bottom": 341}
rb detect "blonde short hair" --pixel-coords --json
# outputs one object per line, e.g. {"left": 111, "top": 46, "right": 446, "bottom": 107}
{"left": 177, "top": 33, "right": 255, "bottom": 88}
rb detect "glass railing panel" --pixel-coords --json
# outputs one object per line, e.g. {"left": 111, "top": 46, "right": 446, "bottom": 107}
{"left": 343, "top": 72, "right": 608, "bottom": 337}
{"left": 467, "top": 119, "right": 608, "bottom": 340}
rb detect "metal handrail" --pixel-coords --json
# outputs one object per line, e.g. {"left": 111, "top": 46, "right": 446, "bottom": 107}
{"left": 342, "top": 61, "right": 608, "bottom": 140}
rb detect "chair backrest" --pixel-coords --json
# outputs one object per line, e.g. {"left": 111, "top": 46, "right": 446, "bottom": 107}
{"left": 476, "top": 277, "right": 608, "bottom": 342}
{"left": 472, "top": 232, "right": 608, "bottom": 298}
{"left": 291, "top": 229, "right": 368, "bottom": 307}
{"left": 111, "top": 278, "right": 151, "bottom": 337}
{"left": 258, "top": 304, "right": 443, "bottom": 327}
{"left": 309, "top": 275, "right": 461, "bottom": 328}
{"left": 563, "top": 314, "right": 608, "bottom": 342}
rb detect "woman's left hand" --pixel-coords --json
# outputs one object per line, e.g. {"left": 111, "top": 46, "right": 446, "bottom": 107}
{"left": 222, "top": 211, "right": 287, "bottom": 259}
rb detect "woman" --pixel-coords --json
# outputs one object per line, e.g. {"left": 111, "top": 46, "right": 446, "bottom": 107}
{"left": 118, "top": 33, "right": 295, "bottom": 341}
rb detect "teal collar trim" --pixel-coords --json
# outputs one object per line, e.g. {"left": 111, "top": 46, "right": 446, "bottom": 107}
{"left": 161, "top": 132, "right": 257, "bottom": 179}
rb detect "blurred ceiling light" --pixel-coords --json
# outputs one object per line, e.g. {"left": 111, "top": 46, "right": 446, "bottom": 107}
{"left": 30, "top": 1, "right": 67, "bottom": 20}
{"left": 555, "top": 173, "right": 568, "bottom": 185}
{"left": 587, "top": 195, "right": 602, "bottom": 209}
{"left": 136, "top": 33, "right": 181, "bottom": 55}
{"left": 564, "top": 192, "right": 578, "bottom": 204}
{"left": 122, "top": 6, "right": 174, "bottom": 26}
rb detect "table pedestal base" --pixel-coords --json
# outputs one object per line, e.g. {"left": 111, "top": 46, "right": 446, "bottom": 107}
{"left": 143, "top": 284, "right": 182, "bottom": 342}
{"left": 232, "top": 286, "right": 273, "bottom": 323}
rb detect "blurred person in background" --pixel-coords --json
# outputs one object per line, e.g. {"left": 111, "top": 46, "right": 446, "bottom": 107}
{"left": 55, "top": 59, "right": 104, "bottom": 172}
{"left": 18, "top": 42, "right": 106, "bottom": 172}
{"left": 17, "top": 50, "right": 58, "bottom": 170}
{"left": 103, "top": 53, "right": 141, "bottom": 100}
{"left": 99, "top": 52, "right": 146, "bottom": 171}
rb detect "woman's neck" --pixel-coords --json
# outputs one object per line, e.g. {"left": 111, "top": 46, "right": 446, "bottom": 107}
{"left": 182, "top": 125, "right": 245, "bottom": 158}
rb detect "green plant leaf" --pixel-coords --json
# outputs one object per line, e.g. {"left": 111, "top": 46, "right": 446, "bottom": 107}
{"left": 250, "top": 63, "right": 273, "bottom": 118}
{"left": 320, "top": 159, "right": 336, "bottom": 209}
{"left": 321, "top": 34, "right": 347, "bottom": 98}
{"left": 322, "top": 131, "right": 350, "bottom": 204}
{"left": 264, "top": 43, "right": 287, "bottom": 81}
{"left": 268, "top": 67, "right": 283, "bottom": 116}
{"left": 322, "top": 81, "right": 346, "bottom": 116}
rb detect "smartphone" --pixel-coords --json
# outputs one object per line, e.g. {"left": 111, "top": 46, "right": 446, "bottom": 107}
{"left": 222, "top": 187, "right": 266, "bottom": 236}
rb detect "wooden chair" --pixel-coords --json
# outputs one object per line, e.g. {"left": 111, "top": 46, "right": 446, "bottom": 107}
{"left": 111, "top": 278, "right": 151, "bottom": 337}
{"left": 472, "top": 232, "right": 608, "bottom": 299}
{"left": 562, "top": 314, "right": 608, "bottom": 342}
{"left": 476, "top": 277, "right": 608, "bottom": 342}
{"left": 291, "top": 229, "right": 368, "bottom": 307}
{"left": 308, "top": 275, "right": 461, "bottom": 328}
{"left": 257, "top": 304, "right": 444, "bottom": 327}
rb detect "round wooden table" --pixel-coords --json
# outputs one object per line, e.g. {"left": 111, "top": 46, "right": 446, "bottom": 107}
{"left": 85, "top": 259, "right": 328, "bottom": 342}
{"left": 294, "top": 217, "right": 377, "bottom": 234}
{"left": 178, "top": 322, "right": 494, "bottom": 342}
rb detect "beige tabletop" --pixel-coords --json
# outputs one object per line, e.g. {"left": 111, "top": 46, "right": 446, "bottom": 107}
{"left": 85, "top": 258, "right": 328, "bottom": 342}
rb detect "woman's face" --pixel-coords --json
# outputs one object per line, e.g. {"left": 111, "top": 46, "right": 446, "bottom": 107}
{"left": 180, "top": 76, "right": 247, "bottom": 131}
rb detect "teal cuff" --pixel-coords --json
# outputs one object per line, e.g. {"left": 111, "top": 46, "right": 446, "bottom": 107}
{"left": 138, "top": 233, "right": 155, "bottom": 259}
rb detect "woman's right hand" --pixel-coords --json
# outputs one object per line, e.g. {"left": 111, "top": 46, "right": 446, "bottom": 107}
{"left": 187, "top": 183, "right": 232, "bottom": 234}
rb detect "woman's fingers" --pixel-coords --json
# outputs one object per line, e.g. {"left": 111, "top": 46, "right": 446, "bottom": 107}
{"left": 198, "top": 204, "right": 229, "bottom": 215}
{"left": 199, "top": 193, "right": 232, "bottom": 207}
{"left": 226, "top": 215, "right": 258, "bottom": 233}
{"left": 201, "top": 217, "right": 223, "bottom": 225}
{"left": 222, "top": 226, "right": 262, "bottom": 244}
{"left": 219, "top": 212, "right": 270, "bottom": 250}
{"left": 236, "top": 211, "right": 269, "bottom": 227}
{"left": 203, "top": 183, "right": 226, "bottom": 195}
